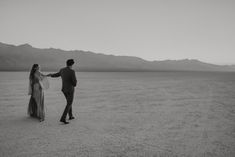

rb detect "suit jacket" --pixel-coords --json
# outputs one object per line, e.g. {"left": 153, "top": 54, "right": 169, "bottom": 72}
{"left": 51, "top": 67, "right": 77, "bottom": 93}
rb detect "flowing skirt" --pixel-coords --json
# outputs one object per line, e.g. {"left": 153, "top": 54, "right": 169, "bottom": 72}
{"left": 28, "top": 83, "right": 45, "bottom": 121}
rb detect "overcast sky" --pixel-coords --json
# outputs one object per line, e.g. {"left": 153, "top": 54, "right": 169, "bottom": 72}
{"left": 0, "top": 0, "right": 235, "bottom": 65}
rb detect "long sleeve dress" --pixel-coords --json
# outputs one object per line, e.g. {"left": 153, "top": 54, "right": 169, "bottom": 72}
{"left": 28, "top": 71, "right": 47, "bottom": 121}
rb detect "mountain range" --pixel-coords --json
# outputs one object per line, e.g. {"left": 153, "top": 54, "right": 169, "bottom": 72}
{"left": 0, "top": 42, "right": 234, "bottom": 72}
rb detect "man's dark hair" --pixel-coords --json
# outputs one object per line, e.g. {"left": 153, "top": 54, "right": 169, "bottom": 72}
{"left": 66, "top": 59, "right": 75, "bottom": 66}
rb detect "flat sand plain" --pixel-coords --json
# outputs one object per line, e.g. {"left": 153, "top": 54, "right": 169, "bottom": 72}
{"left": 0, "top": 72, "right": 235, "bottom": 157}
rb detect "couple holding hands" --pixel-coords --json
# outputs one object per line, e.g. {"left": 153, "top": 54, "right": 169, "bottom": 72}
{"left": 28, "top": 59, "right": 77, "bottom": 124}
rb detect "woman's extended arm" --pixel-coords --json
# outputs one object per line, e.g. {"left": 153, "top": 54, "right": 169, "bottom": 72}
{"left": 38, "top": 71, "right": 47, "bottom": 77}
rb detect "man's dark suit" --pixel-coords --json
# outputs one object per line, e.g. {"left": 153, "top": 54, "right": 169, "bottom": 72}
{"left": 51, "top": 67, "right": 77, "bottom": 121}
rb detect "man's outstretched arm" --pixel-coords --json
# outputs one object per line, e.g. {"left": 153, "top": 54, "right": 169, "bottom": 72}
{"left": 48, "top": 71, "right": 61, "bottom": 78}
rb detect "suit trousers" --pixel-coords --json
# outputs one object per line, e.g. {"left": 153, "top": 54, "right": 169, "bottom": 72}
{"left": 60, "top": 91, "right": 74, "bottom": 121}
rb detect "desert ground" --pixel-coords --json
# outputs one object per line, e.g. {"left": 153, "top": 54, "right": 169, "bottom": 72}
{"left": 0, "top": 72, "right": 235, "bottom": 157}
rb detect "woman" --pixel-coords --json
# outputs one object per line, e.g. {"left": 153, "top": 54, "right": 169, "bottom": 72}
{"left": 28, "top": 64, "right": 49, "bottom": 122}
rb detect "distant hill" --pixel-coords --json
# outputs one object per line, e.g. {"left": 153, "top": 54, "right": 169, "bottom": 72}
{"left": 0, "top": 42, "right": 234, "bottom": 72}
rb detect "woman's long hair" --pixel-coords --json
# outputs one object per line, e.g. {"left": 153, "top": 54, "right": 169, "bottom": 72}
{"left": 29, "top": 64, "right": 39, "bottom": 81}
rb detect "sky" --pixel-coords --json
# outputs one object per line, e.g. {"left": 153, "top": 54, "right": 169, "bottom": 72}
{"left": 0, "top": 0, "right": 235, "bottom": 65}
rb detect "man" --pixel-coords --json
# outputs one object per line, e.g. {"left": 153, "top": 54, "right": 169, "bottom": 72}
{"left": 48, "top": 59, "right": 77, "bottom": 124}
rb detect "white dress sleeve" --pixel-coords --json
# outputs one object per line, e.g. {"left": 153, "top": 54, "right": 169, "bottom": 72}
{"left": 41, "top": 77, "right": 49, "bottom": 90}
{"left": 36, "top": 71, "right": 50, "bottom": 90}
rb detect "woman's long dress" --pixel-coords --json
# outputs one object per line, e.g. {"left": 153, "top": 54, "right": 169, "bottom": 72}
{"left": 28, "top": 72, "right": 46, "bottom": 121}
